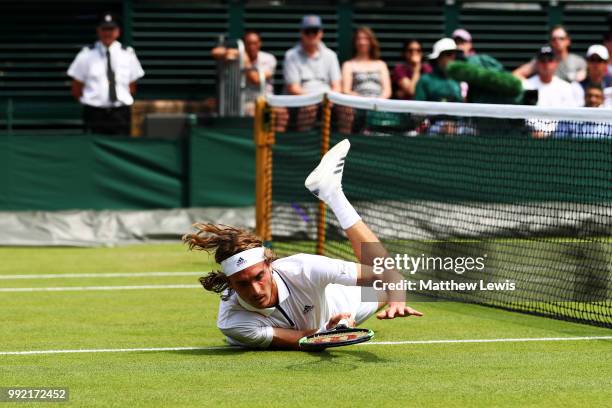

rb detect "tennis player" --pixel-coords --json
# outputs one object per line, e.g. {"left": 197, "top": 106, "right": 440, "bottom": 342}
{"left": 183, "top": 139, "right": 422, "bottom": 349}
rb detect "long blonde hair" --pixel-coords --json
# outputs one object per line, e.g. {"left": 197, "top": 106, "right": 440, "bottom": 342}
{"left": 182, "top": 223, "right": 276, "bottom": 300}
{"left": 353, "top": 26, "right": 381, "bottom": 60}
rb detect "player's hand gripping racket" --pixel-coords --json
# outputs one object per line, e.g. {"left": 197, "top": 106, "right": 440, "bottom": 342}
{"left": 298, "top": 319, "right": 374, "bottom": 351}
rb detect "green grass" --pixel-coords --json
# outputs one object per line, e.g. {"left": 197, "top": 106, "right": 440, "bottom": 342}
{"left": 0, "top": 245, "right": 611, "bottom": 407}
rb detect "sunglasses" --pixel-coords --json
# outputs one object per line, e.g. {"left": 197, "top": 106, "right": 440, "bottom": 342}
{"left": 537, "top": 57, "right": 556, "bottom": 63}
{"left": 406, "top": 47, "right": 422, "bottom": 53}
{"left": 551, "top": 36, "right": 567, "bottom": 41}
{"left": 302, "top": 28, "right": 321, "bottom": 36}
{"left": 587, "top": 57, "right": 606, "bottom": 63}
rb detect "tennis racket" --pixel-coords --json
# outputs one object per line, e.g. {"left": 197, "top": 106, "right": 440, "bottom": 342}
{"left": 298, "top": 319, "right": 374, "bottom": 351}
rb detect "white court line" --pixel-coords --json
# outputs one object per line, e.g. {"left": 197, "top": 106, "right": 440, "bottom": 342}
{"left": 0, "top": 284, "right": 201, "bottom": 292}
{"left": 0, "top": 346, "right": 231, "bottom": 356}
{"left": 1, "top": 336, "right": 611, "bottom": 356}
{"left": 360, "top": 336, "right": 612, "bottom": 345}
{"left": 0, "top": 271, "right": 203, "bottom": 280}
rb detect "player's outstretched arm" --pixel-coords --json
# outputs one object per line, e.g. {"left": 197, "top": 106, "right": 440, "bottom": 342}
{"left": 271, "top": 327, "right": 317, "bottom": 350}
{"left": 355, "top": 262, "right": 423, "bottom": 320}
{"left": 271, "top": 313, "right": 358, "bottom": 349}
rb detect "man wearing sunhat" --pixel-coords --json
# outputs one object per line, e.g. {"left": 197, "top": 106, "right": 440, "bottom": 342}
{"left": 414, "top": 38, "right": 463, "bottom": 102}
{"left": 67, "top": 13, "right": 145, "bottom": 135}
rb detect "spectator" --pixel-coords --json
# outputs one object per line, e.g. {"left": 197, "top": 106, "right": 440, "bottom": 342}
{"left": 522, "top": 46, "right": 576, "bottom": 108}
{"left": 555, "top": 86, "right": 611, "bottom": 138}
{"left": 341, "top": 27, "right": 391, "bottom": 98}
{"left": 584, "top": 84, "right": 605, "bottom": 108}
{"left": 523, "top": 46, "right": 578, "bottom": 138}
{"left": 283, "top": 15, "right": 341, "bottom": 95}
{"left": 453, "top": 28, "right": 475, "bottom": 58}
{"left": 572, "top": 45, "right": 612, "bottom": 107}
{"left": 392, "top": 39, "right": 432, "bottom": 99}
{"left": 453, "top": 28, "right": 505, "bottom": 71}
{"left": 67, "top": 13, "right": 144, "bottom": 135}
{"left": 212, "top": 30, "right": 277, "bottom": 115}
{"left": 414, "top": 38, "right": 462, "bottom": 102}
{"left": 513, "top": 25, "right": 586, "bottom": 82}
{"left": 336, "top": 27, "right": 391, "bottom": 134}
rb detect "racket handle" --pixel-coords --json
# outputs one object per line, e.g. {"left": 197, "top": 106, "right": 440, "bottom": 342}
{"left": 335, "top": 318, "right": 350, "bottom": 329}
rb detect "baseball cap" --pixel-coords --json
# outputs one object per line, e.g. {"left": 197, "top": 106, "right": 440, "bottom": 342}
{"left": 428, "top": 38, "right": 457, "bottom": 59}
{"left": 536, "top": 45, "right": 555, "bottom": 59}
{"left": 586, "top": 44, "right": 609, "bottom": 60}
{"left": 452, "top": 28, "right": 472, "bottom": 42}
{"left": 301, "top": 15, "right": 322, "bottom": 30}
{"left": 98, "top": 12, "right": 119, "bottom": 29}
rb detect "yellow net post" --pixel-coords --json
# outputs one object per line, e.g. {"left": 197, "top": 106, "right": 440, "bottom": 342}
{"left": 316, "top": 95, "right": 332, "bottom": 255}
{"left": 254, "top": 96, "right": 275, "bottom": 242}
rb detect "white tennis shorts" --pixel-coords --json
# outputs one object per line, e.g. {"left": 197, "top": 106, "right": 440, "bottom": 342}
{"left": 325, "top": 284, "right": 381, "bottom": 325}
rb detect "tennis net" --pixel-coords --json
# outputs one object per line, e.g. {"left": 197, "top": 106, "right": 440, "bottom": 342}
{"left": 256, "top": 92, "right": 612, "bottom": 328}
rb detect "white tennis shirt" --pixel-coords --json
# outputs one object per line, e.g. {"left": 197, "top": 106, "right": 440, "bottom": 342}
{"left": 217, "top": 253, "right": 363, "bottom": 348}
{"left": 67, "top": 41, "right": 145, "bottom": 107}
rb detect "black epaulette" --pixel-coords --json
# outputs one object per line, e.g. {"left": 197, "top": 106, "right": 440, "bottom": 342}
{"left": 87, "top": 43, "right": 96, "bottom": 50}
{"left": 121, "top": 44, "right": 128, "bottom": 50}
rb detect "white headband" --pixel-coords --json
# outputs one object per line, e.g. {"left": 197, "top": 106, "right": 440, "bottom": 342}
{"left": 221, "top": 247, "right": 266, "bottom": 276}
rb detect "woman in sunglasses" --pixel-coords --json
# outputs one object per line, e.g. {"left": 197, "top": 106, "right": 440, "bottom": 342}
{"left": 392, "top": 39, "right": 432, "bottom": 99}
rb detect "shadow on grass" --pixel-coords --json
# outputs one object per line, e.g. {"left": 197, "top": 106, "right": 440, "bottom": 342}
{"left": 285, "top": 349, "right": 387, "bottom": 372}
{"left": 165, "top": 345, "right": 387, "bottom": 370}
{"left": 167, "top": 347, "right": 248, "bottom": 357}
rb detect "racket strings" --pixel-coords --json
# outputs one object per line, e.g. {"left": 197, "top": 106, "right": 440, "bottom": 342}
{"left": 307, "top": 331, "right": 370, "bottom": 344}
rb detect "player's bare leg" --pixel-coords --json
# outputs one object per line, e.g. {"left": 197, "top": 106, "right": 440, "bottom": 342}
{"left": 305, "top": 139, "right": 386, "bottom": 264}
{"left": 305, "top": 139, "right": 422, "bottom": 317}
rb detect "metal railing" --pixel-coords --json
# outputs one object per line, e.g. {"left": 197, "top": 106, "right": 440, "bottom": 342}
{"left": 216, "top": 38, "right": 266, "bottom": 117}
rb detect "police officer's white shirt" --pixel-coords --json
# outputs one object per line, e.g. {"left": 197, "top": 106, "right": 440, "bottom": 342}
{"left": 67, "top": 41, "right": 145, "bottom": 107}
{"left": 217, "top": 253, "right": 366, "bottom": 348}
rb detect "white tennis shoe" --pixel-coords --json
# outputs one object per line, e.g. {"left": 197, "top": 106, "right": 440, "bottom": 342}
{"left": 304, "top": 139, "right": 350, "bottom": 203}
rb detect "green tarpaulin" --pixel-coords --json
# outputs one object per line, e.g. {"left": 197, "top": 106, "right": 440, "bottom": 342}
{"left": 0, "top": 134, "right": 185, "bottom": 211}
{"left": 189, "top": 119, "right": 255, "bottom": 207}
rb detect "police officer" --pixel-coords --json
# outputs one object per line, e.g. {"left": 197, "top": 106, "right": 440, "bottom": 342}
{"left": 67, "top": 13, "right": 144, "bottom": 135}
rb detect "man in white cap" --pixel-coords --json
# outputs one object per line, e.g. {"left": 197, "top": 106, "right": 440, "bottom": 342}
{"left": 572, "top": 44, "right": 612, "bottom": 107}
{"left": 414, "top": 38, "right": 462, "bottom": 102}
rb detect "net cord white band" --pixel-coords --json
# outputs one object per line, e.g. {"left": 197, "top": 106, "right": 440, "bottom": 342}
{"left": 267, "top": 91, "right": 612, "bottom": 123}
{"left": 266, "top": 92, "right": 324, "bottom": 107}
{"left": 220, "top": 247, "right": 266, "bottom": 276}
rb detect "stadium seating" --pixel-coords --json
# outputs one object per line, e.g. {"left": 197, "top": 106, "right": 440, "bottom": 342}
{"left": 1, "top": 1, "right": 611, "bottom": 133}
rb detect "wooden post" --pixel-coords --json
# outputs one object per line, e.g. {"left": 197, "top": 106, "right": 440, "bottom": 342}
{"left": 254, "top": 96, "right": 274, "bottom": 241}
{"left": 316, "top": 96, "right": 332, "bottom": 255}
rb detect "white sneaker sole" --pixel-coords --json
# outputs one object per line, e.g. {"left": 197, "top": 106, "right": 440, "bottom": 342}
{"left": 304, "top": 139, "right": 351, "bottom": 196}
